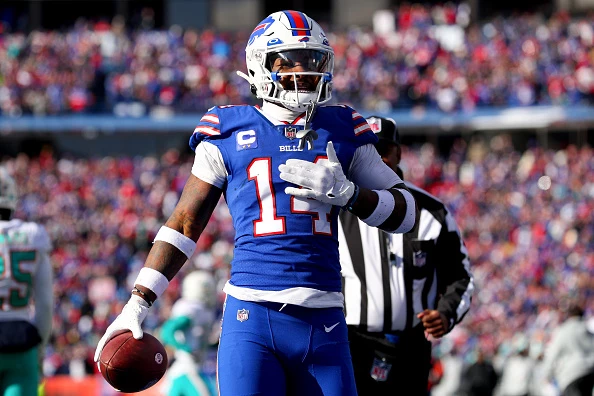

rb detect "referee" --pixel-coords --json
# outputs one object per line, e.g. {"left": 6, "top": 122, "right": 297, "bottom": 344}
{"left": 338, "top": 117, "right": 474, "bottom": 395}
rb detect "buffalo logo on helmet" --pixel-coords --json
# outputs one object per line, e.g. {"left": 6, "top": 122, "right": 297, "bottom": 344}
{"left": 248, "top": 16, "right": 275, "bottom": 45}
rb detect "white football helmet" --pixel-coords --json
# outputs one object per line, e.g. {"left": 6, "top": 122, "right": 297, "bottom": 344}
{"left": 182, "top": 270, "right": 216, "bottom": 308}
{"left": 238, "top": 10, "right": 334, "bottom": 112}
{"left": 0, "top": 167, "right": 17, "bottom": 213}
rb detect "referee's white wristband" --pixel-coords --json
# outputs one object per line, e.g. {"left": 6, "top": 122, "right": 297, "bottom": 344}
{"left": 134, "top": 268, "right": 170, "bottom": 298}
{"left": 154, "top": 225, "right": 197, "bottom": 259}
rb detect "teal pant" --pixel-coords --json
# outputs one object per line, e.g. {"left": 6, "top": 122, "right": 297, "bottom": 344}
{"left": 0, "top": 347, "right": 39, "bottom": 396}
{"left": 169, "top": 373, "right": 217, "bottom": 396}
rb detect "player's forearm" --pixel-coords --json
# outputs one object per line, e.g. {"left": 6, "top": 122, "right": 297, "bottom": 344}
{"left": 134, "top": 217, "right": 206, "bottom": 298}
{"left": 166, "top": 175, "right": 222, "bottom": 240}
{"left": 348, "top": 187, "right": 377, "bottom": 219}
{"left": 135, "top": 175, "right": 223, "bottom": 303}
{"left": 134, "top": 242, "right": 187, "bottom": 305}
{"left": 143, "top": 241, "right": 189, "bottom": 281}
{"left": 349, "top": 183, "right": 417, "bottom": 233}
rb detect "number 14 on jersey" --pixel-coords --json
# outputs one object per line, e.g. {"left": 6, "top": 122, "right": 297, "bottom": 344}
{"left": 247, "top": 157, "right": 333, "bottom": 237}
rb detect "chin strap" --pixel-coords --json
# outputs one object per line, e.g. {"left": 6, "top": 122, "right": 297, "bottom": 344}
{"left": 237, "top": 71, "right": 258, "bottom": 96}
{"left": 296, "top": 128, "right": 318, "bottom": 150}
{"left": 297, "top": 102, "right": 318, "bottom": 150}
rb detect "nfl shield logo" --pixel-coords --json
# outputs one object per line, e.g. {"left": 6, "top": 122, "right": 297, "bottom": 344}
{"left": 284, "top": 126, "right": 298, "bottom": 140}
{"left": 237, "top": 309, "right": 249, "bottom": 322}
{"left": 367, "top": 117, "right": 382, "bottom": 134}
{"left": 413, "top": 251, "right": 427, "bottom": 267}
{"left": 370, "top": 358, "right": 392, "bottom": 382}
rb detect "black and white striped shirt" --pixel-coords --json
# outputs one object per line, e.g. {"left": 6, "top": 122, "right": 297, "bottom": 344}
{"left": 339, "top": 182, "right": 474, "bottom": 333}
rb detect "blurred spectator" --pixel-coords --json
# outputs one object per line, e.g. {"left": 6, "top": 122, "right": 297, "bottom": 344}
{"left": 431, "top": 346, "right": 464, "bottom": 396}
{"left": 529, "top": 343, "right": 559, "bottom": 396}
{"left": 430, "top": 340, "right": 464, "bottom": 396}
{"left": 496, "top": 335, "right": 536, "bottom": 396}
{"left": 542, "top": 304, "right": 594, "bottom": 396}
{"left": 428, "top": 357, "right": 445, "bottom": 393}
{"left": 458, "top": 349, "right": 499, "bottom": 396}
{"left": 1, "top": 7, "right": 594, "bottom": 116}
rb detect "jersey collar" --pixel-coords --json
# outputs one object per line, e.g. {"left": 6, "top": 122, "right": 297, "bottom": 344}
{"left": 259, "top": 101, "right": 306, "bottom": 126}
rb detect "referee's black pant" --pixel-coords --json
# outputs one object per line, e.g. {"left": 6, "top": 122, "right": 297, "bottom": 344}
{"left": 348, "top": 325, "right": 432, "bottom": 396}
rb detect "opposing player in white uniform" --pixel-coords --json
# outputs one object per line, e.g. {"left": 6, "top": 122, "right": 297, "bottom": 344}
{"left": 0, "top": 167, "right": 53, "bottom": 396}
{"left": 161, "top": 271, "right": 218, "bottom": 396}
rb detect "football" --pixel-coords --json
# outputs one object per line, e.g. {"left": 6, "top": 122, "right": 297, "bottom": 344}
{"left": 98, "top": 331, "right": 168, "bottom": 393}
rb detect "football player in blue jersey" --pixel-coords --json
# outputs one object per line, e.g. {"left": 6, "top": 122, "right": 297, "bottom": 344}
{"left": 95, "top": 10, "right": 417, "bottom": 396}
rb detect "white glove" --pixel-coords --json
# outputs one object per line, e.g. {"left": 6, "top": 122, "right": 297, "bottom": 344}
{"left": 94, "top": 294, "right": 150, "bottom": 362}
{"left": 279, "top": 141, "right": 356, "bottom": 207}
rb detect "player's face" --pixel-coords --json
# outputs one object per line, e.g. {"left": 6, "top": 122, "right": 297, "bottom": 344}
{"left": 268, "top": 49, "right": 330, "bottom": 92}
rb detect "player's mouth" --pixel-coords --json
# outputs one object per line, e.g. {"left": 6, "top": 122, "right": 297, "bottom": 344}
{"left": 296, "top": 82, "right": 316, "bottom": 91}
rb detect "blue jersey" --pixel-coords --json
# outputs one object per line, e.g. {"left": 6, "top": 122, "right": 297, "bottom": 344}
{"left": 190, "top": 105, "right": 377, "bottom": 293}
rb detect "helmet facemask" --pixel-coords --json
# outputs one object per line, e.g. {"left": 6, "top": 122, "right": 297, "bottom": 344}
{"left": 238, "top": 11, "right": 334, "bottom": 112}
{"left": 266, "top": 49, "right": 333, "bottom": 111}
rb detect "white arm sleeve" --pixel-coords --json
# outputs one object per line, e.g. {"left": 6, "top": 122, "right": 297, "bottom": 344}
{"left": 191, "top": 141, "right": 228, "bottom": 189}
{"left": 348, "top": 144, "right": 403, "bottom": 189}
{"left": 33, "top": 252, "right": 53, "bottom": 344}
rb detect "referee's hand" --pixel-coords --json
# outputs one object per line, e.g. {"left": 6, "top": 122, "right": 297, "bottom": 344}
{"left": 417, "top": 310, "right": 449, "bottom": 339}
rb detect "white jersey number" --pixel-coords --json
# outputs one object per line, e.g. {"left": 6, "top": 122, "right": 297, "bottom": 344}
{"left": 247, "top": 157, "right": 333, "bottom": 237}
{"left": 0, "top": 250, "right": 35, "bottom": 309}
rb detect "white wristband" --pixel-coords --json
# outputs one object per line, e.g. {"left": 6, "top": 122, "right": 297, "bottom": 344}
{"left": 134, "top": 267, "right": 170, "bottom": 298}
{"left": 154, "top": 226, "right": 197, "bottom": 259}
{"left": 393, "top": 189, "right": 416, "bottom": 233}
{"left": 362, "top": 189, "right": 395, "bottom": 227}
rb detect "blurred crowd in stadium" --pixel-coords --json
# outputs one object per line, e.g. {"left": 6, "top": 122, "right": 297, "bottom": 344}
{"left": 1, "top": 134, "right": 592, "bottom": 393}
{"left": 1, "top": 3, "right": 594, "bottom": 116}
{"left": 2, "top": 2, "right": 594, "bottom": 394}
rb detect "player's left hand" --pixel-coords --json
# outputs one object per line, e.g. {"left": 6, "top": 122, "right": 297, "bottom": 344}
{"left": 417, "top": 309, "right": 449, "bottom": 339}
{"left": 279, "top": 141, "right": 356, "bottom": 207}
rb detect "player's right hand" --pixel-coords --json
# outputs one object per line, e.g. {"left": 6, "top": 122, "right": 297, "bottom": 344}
{"left": 279, "top": 141, "right": 356, "bottom": 207}
{"left": 94, "top": 294, "right": 150, "bottom": 362}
